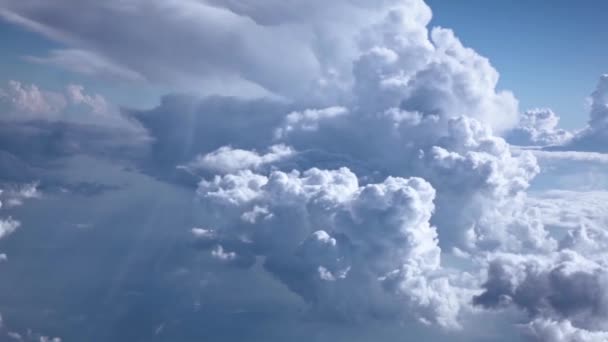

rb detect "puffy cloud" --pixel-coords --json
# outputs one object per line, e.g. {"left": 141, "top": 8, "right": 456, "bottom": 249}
{"left": 474, "top": 250, "right": 608, "bottom": 335}
{"left": 0, "top": 80, "right": 144, "bottom": 130}
{"left": 418, "top": 116, "right": 543, "bottom": 253}
{"left": 506, "top": 109, "right": 573, "bottom": 147}
{"left": 556, "top": 75, "right": 608, "bottom": 152}
{"left": 0, "top": 182, "right": 40, "bottom": 208}
{"left": 0, "top": 183, "right": 39, "bottom": 240}
{"left": 196, "top": 167, "right": 465, "bottom": 328}
{"left": 179, "top": 144, "right": 295, "bottom": 174}
{"left": 522, "top": 319, "right": 608, "bottom": 342}
{"left": 0, "top": 218, "right": 19, "bottom": 240}
{"left": 0, "top": 81, "right": 67, "bottom": 120}
{"left": 116, "top": 1, "right": 544, "bottom": 335}
{"left": 274, "top": 107, "right": 348, "bottom": 139}
{"left": 2, "top": 0, "right": 602, "bottom": 340}
{"left": 0, "top": 80, "right": 149, "bottom": 166}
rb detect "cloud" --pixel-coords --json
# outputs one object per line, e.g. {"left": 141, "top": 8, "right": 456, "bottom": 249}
{"left": 196, "top": 166, "right": 466, "bottom": 328}
{"left": 553, "top": 75, "right": 608, "bottom": 152}
{"left": 0, "top": 81, "right": 67, "bottom": 120}
{"left": 526, "top": 190, "right": 608, "bottom": 230}
{"left": 25, "top": 49, "right": 145, "bottom": 82}
{"left": 274, "top": 107, "right": 348, "bottom": 139}
{"left": 0, "top": 218, "right": 19, "bottom": 240}
{"left": 0, "top": 0, "right": 396, "bottom": 100}
{"left": 474, "top": 249, "right": 608, "bottom": 335}
{"left": 0, "top": 80, "right": 143, "bottom": 129}
{"left": 0, "top": 182, "right": 40, "bottom": 207}
{"left": 506, "top": 108, "right": 573, "bottom": 147}
{"left": 2, "top": 0, "right": 607, "bottom": 341}
{"left": 514, "top": 148, "right": 608, "bottom": 191}
{"left": 523, "top": 149, "right": 608, "bottom": 164}
{"left": 119, "top": 0, "right": 544, "bottom": 336}
{"left": 522, "top": 318, "right": 608, "bottom": 342}
{"left": 179, "top": 144, "right": 295, "bottom": 174}
{"left": 0, "top": 80, "right": 149, "bottom": 165}
{"left": 0, "top": 183, "right": 39, "bottom": 240}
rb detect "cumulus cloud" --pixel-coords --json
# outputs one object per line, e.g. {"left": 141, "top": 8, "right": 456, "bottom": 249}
{"left": 475, "top": 249, "right": 608, "bottom": 335}
{"left": 0, "top": 218, "right": 19, "bottom": 240}
{"left": 506, "top": 108, "right": 573, "bottom": 147}
{"left": 0, "top": 183, "right": 39, "bottom": 240}
{"left": 2, "top": 0, "right": 606, "bottom": 341}
{"left": 196, "top": 167, "right": 466, "bottom": 328}
{"left": 0, "top": 81, "right": 66, "bottom": 119}
{"left": 522, "top": 318, "right": 608, "bottom": 342}
{"left": 0, "top": 182, "right": 40, "bottom": 207}
{"left": 121, "top": 0, "right": 549, "bottom": 336}
{"left": 0, "top": 80, "right": 149, "bottom": 165}
{"left": 0, "top": 80, "right": 142, "bottom": 129}
{"left": 555, "top": 75, "right": 608, "bottom": 152}
{"left": 179, "top": 144, "right": 295, "bottom": 174}
{"left": 274, "top": 107, "right": 348, "bottom": 139}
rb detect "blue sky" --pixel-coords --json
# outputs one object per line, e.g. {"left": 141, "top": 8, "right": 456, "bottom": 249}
{"left": 2, "top": 1, "right": 608, "bottom": 341}
{"left": 428, "top": 0, "right": 608, "bottom": 129}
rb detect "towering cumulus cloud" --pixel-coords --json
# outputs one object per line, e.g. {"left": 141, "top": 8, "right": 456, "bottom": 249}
{"left": 196, "top": 168, "right": 463, "bottom": 327}
{"left": 506, "top": 108, "right": 573, "bottom": 147}
{"left": 559, "top": 75, "right": 608, "bottom": 152}
{"left": 163, "top": 0, "right": 555, "bottom": 338}
{"left": 1, "top": 0, "right": 606, "bottom": 341}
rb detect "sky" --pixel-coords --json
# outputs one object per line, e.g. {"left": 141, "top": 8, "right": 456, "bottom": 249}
{"left": 427, "top": 0, "right": 608, "bottom": 129}
{"left": 0, "top": 1, "right": 608, "bottom": 342}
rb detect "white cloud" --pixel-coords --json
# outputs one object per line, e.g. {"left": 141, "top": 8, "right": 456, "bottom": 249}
{"left": 180, "top": 144, "right": 295, "bottom": 174}
{"left": 0, "top": 218, "right": 19, "bottom": 240}
{"left": 506, "top": 108, "right": 573, "bottom": 147}
{"left": 557, "top": 75, "right": 608, "bottom": 152}
{"left": 196, "top": 166, "right": 467, "bottom": 328}
{"left": 522, "top": 319, "right": 608, "bottom": 342}
{"left": 211, "top": 245, "right": 237, "bottom": 261}
{"left": 0, "top": 182, "right": 40, "bottom": 208}
{"left": 0, "top": 81, "right": 67, "bottom": 119}
{"left": 0, "top": 80, "right": 146, "bottom": 132}
{"left": 274, "top": 107, "right": 348, "bottom": 139}
{"left": 4, "top": 0, "right": 608, "bottom": 340}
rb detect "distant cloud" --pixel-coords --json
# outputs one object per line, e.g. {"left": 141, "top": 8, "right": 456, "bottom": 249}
{"left": 506, "top": 108, "right": 573, "bottom": 147}
{"left": 552, "top": 75, "right": 608, "bottom": 152}
{"left": 179, "top": 144, "right": 295, "bottom": 174}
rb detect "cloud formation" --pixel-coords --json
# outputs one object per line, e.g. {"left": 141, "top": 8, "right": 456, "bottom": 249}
{"left": 551, "top": 75, "right": 608, "bottom": 152}
{"left": 506, "top": 108, "right": 573, "bottom": 147}
{"left": 196, "top": 167, "right": 465, "bottom": 328}
{"left": 1, "top": 0, "right": 607, "bottom": 341}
